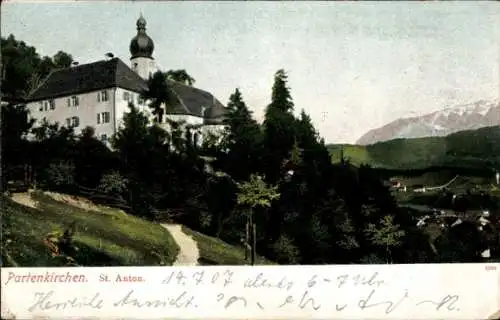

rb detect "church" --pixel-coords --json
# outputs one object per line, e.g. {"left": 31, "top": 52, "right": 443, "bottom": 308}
{"left": 25, "top": 15, "right": 227, "bottom": 144}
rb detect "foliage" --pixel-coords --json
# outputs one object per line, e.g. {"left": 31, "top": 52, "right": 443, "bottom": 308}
{"left": 271, "top": 234, "right": 300, "bottom": 264}
{"left": 42, "top": 161, "right": 75, "bottom": 187}
{"left": 236, "top": 174, "right": 280, "bottom": 209}
{"left": 1, "top": 34, "right": 73, "bottom": 99}
{"left": 364, "top": 215, "right": 406, "bottom": 263}
{"left": 141, "top": 71, "right": 179, "bottom": 123}
{"left": 165, "top": 69, "right": 196, "bottom": 86}
{"left": 221, "top": 88, "right": 263, "bottom": 181}
{"left": 98, "top": 172, "right": 128, "bottom": 196}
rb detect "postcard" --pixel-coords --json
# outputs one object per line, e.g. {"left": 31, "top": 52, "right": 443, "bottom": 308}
{"left": 1, "top": 1, "right": 499, "bottom": 319}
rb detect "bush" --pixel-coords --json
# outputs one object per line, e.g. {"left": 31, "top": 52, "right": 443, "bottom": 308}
{"left": 271, "top": 234, "right": 300, "bottom": 264}
{"left": 42, "top": 161, "right": 75, "bottom": 188}
{"left": 98, "top": 171, "right": 128, "bottom": 197}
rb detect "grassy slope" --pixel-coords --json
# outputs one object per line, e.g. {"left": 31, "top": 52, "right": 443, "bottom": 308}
{"left": 328, "top": 125, "right": 500, "bottom": 170}
{"left": 2, "top": 192, "right": 180, "bottom": 267}
{"left": 181, "top": 226, "right": 275, "bottom": 266}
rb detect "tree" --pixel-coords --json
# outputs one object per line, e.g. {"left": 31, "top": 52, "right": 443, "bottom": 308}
{"left": 1, "top": 35, "right": 73, "bottom": 99}
{"left": 112, "top": 103, "right": 156, "bottom": 216}
{"left": 53, "top": 51, "right": 73, "bottom": 69}
{"left": 1, "top": 104, "right": 35, "bottom": 184}
{"left": 42, "top": 161, "right": 75, "bottom": 189}
{"left": 237, "top": 174, "right": 280, "bottom": 264}
{"left": 270, "top": 69, "right": 294, "bottom": 113}
{"left": 141, "top": 71, "right": 179, "bottom": 123}
{"left": 98, "top": 171, "right": 128, "bottom": 200}
{"left": 262, "top": 69, "right": 297, "bottom": 184}
{"left": 364, "top": 215, "right": 406, "bottom": 264}
{"left": 221, "top": 88, "right": 262, "bottom": 181}
{"left": 165, "top": 69, "right": 196, "bottom": 86}
{"left": 73, "top": 126, "right": 117, "bottom": 188}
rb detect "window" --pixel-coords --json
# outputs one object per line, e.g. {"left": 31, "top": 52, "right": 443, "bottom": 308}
{"left": 49, "top": 99, "right": 55, "bottom": 110}
{"left": 137, "top": 96, "right": 144, "bottom": 105}
{"left": 100, "top": 134, "right": 108, "bottom": 143}
{"left": 43, "top": 101, "right": 49, "bottom": 111}
{"left": 71, "top": 116, "right": 80, "bottom": 127}
{"left": 39, "top": 102, "right": 43, "bottom": 111}
{"left": 65, "top": 116, "right": 80, "bottom": 128}
{"left": 123, "top": 92, "right": 130, "bottom": 101}
{"left": 71, "top": 96, "right": 79, "bottom": 107}
{"left": 133, "top": 62, "right": 138, "bottom": 69}
{"left": 193, "top": 132, "right": 200, "bottom": 146}
{"left": 97, "top": 90, "right": 109, "bottom": 102}
{"left": 97, "top": 112, "right": 111, "bottom": 124}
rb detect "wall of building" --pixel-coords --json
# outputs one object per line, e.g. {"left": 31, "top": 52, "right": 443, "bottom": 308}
{"left": 165, "top": 114, "right": 204, "bottom": 126}
{"left": 114, "top": 87, "right": 151, "bottom": 132}
{"left": 130, "top": 57, "right": 158, "bottom": 80}
{"left": 202, "top": 124, "right": 226, "bottom": 137}
{"left": 27, "top": 89, "right": 115, "bottom": 140}
{"left": 25, "top": 87, "right": 225, "bottom": 148}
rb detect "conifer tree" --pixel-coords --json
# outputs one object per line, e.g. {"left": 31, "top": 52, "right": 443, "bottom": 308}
{"left": 222, "top": 88, "right": 262, "bottom": 181}
{"left": 263, "top": 70, "right": 297, "bottom": 184}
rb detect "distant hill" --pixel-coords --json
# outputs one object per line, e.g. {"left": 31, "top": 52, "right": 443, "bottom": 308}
{"left": 328, "top": 125, "right": 500, "bottom": 171}
{"left": 357, "top": 100, "right": 499, "bottom": 145}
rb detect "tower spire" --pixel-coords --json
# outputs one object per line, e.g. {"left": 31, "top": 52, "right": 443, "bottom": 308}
{"left": 136, "top": 12, "right": 147, "bottom": 32}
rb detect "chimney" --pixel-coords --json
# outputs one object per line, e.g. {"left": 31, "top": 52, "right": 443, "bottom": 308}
{"left": 105, "top": 52, "right": 114, "bottom": 61}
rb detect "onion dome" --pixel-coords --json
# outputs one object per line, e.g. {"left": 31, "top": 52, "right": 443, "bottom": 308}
{"left": 129, "top": 14, "right": 154, "bottom": 59}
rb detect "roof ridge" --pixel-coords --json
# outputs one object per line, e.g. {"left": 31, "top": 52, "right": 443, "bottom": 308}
{"left": 170, "top": 79, "right": 213, "bottom": 96}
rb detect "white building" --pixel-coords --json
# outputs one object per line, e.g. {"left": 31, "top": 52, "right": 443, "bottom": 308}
{"left": 25, "top": 15, "right": 227, "bottom": 144}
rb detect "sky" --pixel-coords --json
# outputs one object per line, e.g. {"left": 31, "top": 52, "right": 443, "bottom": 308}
{"left": 2, "top": 1, "right": 499, "bottom": 143}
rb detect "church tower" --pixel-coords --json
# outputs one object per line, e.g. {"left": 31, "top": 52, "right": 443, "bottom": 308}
{"left": 129, "top": 14, "right": 157, "bottom": 79}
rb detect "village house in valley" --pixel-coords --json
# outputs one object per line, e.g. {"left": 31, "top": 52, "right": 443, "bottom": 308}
{"left": 24, "top": 15, "right": 227, "bottom": 144}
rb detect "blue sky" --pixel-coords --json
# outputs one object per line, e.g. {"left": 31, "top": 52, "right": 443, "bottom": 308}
{"left": 2, "top": 1, "right": 498, "bottom": 143}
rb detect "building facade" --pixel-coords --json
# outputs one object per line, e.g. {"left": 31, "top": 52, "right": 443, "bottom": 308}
{"left": 25, "top": 15, "right": 227, "bottom": 144}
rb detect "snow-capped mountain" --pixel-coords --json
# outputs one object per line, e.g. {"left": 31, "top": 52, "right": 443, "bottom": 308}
{"left": 356, "top": 100, "right": 500, "bottom": 145}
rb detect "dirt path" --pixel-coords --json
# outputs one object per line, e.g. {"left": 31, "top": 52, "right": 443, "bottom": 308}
{"left": 161, "top": 224, "right": 200, "bottom": 266}
{"left": 10, "top": 192, "right": 38, "bottom": 209}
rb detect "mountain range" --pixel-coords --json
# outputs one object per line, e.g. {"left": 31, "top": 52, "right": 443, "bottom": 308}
{"left": 356, "top": 100, "right": 500, "bottom": 145}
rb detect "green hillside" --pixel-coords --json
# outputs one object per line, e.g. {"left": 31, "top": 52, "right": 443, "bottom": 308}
{"left": 328, "top": 125, "right": 500, "bottom": 170}
{"left": 182, "top": 226, "right": 275, "bottom": 266}
{"left": 1, "top": 192, "right": 180, "bottom": 267}
{"left": 1, "top": 192, "right": 272, "bottom": 267}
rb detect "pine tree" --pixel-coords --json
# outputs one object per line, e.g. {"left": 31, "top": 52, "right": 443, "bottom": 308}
{"left": 222, "top": 88, "right": 262, "bottom": 181}
{"left": 263, "top": 70, "right": 297, "bottom": 184}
